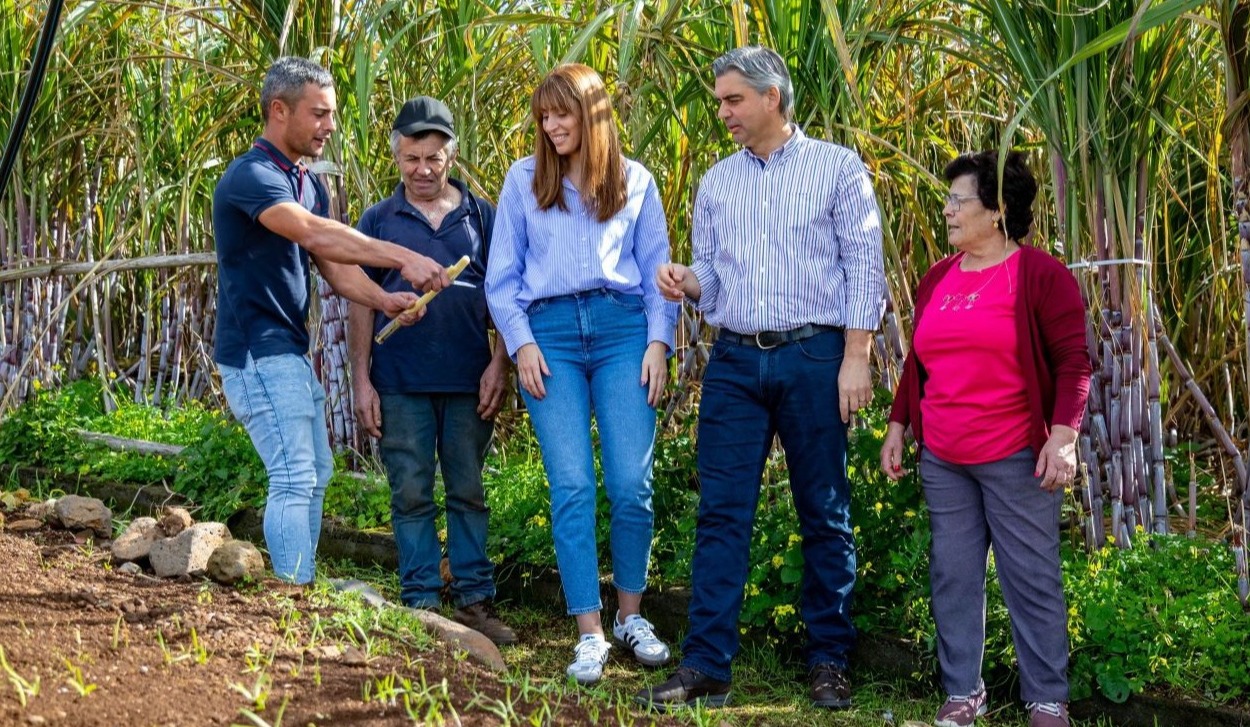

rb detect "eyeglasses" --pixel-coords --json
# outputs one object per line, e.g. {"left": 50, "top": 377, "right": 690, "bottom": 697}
{"left": 943, "top": 193, "right": 980, "bottom": 211}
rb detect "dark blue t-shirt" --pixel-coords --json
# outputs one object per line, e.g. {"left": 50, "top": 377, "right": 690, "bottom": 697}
{"left": 360, "top": 179, "right": 495, "bottom": 394}
{"left": 212, "top": 138, "right": 328, "bottom": 368}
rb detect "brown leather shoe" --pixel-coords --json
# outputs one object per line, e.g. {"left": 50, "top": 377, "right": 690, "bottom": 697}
{"left": 809, "top": 662, "right": 852, "bottom": 709}
{"left": 451, "top": 600, "right": 517, "bottom": 646}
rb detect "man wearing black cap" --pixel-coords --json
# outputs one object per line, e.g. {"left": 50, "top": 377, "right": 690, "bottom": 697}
{"left": 213, "top": 58, "right": 449, "bottom": 586}
{"left": 348, "top": 96, "right": 515, "bottom": 645}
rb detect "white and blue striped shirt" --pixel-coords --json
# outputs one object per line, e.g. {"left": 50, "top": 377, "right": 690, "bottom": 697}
{"left": 689, "top": 126, "right": 886, "bottom": 334}
{"left": 486, "top": 155, "right": 678, "bottom": 356}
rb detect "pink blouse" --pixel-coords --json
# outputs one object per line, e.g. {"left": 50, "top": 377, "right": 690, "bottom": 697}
{"left": 912, "top": 251, "right": 1031, "bottom": 464}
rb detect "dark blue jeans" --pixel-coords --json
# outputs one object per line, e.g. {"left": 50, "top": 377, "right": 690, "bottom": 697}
{"left": 378, "top": 393, "right": 496, "bottom": 609}
{"left": 682, "top": 329, "right": 857, "bottom": 682}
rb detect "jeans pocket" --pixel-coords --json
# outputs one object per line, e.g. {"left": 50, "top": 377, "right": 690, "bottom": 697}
{"left": 218, "top": 365, "right": 250, "bottom": 420}
{"left": 604, "top": 289, "right": 645, "bottom": 311}
{"left": 526, "top": 298, "right": 551, "bottom": 316}
{"left": 708, "top": 338, "right": 733, "bottom": 362}
{"left": 796, "top": 332, "right": 842, "bottom": 363}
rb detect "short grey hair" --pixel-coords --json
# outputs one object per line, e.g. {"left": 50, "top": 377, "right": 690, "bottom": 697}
{"left": 712, "top": 46, "right": 794, "bottom": 118}
{"left": 389, "top": 129, "right": 458, "bottom": 158}
{"left": 260, "top": 57, "right": 333, "bottom": 121}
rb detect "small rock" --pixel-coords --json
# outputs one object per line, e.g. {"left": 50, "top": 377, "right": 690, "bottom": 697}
{"left": 310, "top": 644, "right": 342, "bottom": 659}
{"left": 6, "top": 519, "right": 42, "bottom": 533}
{"left": 341, "top": 645, "right": 368, "bottom": 666}
{"left": 26, "top": 499, "right": 56, "bottom": 523}
{"left": 26, "top": 715, "right": 45, "bottom": 725}
{"left": 112, "top": 517, "right": 159, "bottom": 562}
{"left": 157, "top": 506, "right": 193, "bottom": 537}
{"left": 206, "top": 540, "right": 264, "bottom": 585}
{"left": 54, "top": 495, "right": 112, "bottom": 537}
{"left": 149, "top": 522, "right": 231, "bottom": 578}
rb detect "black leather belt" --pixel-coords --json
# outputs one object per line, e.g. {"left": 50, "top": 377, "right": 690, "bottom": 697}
{"left": 718, "top": 324, "right": 841, "bottom": 350}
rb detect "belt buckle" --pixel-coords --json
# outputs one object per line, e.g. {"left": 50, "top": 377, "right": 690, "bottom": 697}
{"left": 754, "top": 330, "right": 782, "bottom": 350}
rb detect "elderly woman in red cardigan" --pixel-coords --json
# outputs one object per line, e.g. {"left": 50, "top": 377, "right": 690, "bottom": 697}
{"left": 880, "top": 151, "right": 1090, "bottom": 727}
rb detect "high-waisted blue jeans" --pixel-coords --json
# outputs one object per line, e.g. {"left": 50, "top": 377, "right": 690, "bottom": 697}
{"left": 521, "top": 289, "right": 658, "bottom": 615}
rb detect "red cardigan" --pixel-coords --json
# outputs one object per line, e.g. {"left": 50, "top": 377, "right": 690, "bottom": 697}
{"left": 888, "top": 245, "right": 1091, "bottom": 458}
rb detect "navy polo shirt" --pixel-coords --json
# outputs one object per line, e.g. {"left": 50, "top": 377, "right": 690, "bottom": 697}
{"left": 360, "top": 179, "right": 495, "bottom": 394}
{"left": 212, "top": 138, "right": 328, "bottom": 368}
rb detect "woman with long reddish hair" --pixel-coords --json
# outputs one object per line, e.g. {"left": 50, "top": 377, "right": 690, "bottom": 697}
{"left": 486, "top": 63, "right": 677, "bottom": 684}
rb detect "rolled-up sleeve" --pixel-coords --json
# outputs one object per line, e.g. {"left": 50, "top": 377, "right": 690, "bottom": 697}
{"left": 484, "top": 165, "right": 534, "bottom": 357}
{"left": 832, "top": 156, "right": 886, "bottom": 331}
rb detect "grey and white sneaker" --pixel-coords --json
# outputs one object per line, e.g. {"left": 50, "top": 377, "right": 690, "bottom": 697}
{"left": 566, "top": 634, "right": 612, "bottom": 684}
{"left": 612, "top": 612, "right": 671, "bottom": 667}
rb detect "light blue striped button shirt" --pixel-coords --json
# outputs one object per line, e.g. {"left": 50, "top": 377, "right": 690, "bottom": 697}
{"left": 689, "top": 126, "right": 886, "bottom": 334}
{"left": 486, "top": 156, "right": 678, "bottom": 357}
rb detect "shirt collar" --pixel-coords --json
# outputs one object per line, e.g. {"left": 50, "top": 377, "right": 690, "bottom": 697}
{"left": 389, "top": 177, "right": 471, "bottom": 217}
{"left": 741, "top": 123, "right": 806, "bottom": 166}
{"left": 252, "top": 137, "right": 302, "bottom": 174}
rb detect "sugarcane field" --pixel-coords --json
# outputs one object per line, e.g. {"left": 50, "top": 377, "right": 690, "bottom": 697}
{"left": 1, "top": 1, "right": 1249, "bottom": 726}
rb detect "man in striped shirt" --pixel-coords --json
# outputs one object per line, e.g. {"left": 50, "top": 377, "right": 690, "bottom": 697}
{"left": 637, "top": 46, "right": 886, "bottom": 711}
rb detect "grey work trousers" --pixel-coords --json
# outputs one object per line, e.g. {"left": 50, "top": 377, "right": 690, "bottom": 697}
{"left": 921, "top": 446, "right": 1069, "bottom": 703}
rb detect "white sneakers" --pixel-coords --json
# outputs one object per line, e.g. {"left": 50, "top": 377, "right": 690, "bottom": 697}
{"left": 613, "top": 613, "right": 672, "bottom": 667}
{"left": 566, "top": 612, "right": 671, "bottom": 685}
{"left": 567, "top": 634, "right": 613, "bottom": 684}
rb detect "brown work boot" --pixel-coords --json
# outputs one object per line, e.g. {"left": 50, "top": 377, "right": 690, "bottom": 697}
{"left": 452, "top": 599, "right": 517, "bottom": 646}
{"left": 809, "top": 662, "right": 852, "bottom": 709}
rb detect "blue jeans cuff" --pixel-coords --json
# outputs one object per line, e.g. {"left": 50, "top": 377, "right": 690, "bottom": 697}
{"left": 681, "top": 657, "right": 732, "bottom": 684}
{"left": 453, "top": 591, "right": 496, "bottom": 609}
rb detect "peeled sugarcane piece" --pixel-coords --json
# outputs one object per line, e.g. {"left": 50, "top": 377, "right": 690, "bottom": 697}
{"left": 374, "top": 255, "right": 471, "bottom": 345}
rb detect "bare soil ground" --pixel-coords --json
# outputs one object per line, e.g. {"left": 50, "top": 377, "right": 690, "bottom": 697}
{"left": 0, "top": 522, "right": 674, "bottom": 726}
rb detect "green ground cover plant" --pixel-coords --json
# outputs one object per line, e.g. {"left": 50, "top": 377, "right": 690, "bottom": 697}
{"left": 3, "top": 381, "right": 1249, "bottom": 710}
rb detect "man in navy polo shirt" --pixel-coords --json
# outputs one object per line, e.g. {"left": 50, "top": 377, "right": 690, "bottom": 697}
{"left": 213, "top": 57, "right": 450, "bottom": 585}
{"left": 348, "top": 97, "right": 515, "bottom": 645}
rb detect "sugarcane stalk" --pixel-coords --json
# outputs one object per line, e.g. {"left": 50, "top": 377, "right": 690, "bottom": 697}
{"left": 1155, "top": 309, "right": 1248, "bottom": 486}
{"left": 1187, "top": 452, "right": 1197, "bottom": 538}
{"left": 374, "top": 255, "right": 472, "bottom": 344}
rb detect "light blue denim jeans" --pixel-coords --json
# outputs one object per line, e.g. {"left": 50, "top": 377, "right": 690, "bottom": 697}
{"left": 521, "top": 289, "right": 658, "bottom": 615}
{"left": 377, "top": 393, "right": 496, "bottom": 609}
{"left": 219, "top": 353, "right": 334, "bottom": 584}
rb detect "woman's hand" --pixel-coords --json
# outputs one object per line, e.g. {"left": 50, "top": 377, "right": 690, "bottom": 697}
{"left": 640, "top": 341, "right": 669, "bottom": 408}
{"left": 1036, "top": 424, "right": 1079, "bottom": 492}
{"left": 880, "top": 422, "right": 909, "bottom": 481}
{"left": 516, "top": 343, "right": 551, "bottom": 400}
{"left": 656, "top": 263, "right": 700, "bottom": 302}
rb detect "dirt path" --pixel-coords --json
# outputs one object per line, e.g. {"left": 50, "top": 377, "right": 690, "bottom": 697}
{"left": 0, "top": 525, "right": 665, "bottom": 726}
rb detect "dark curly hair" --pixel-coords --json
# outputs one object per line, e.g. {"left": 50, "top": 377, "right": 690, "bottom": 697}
{"left": 943, "top": 150, "right": 1037, "bottom": 241}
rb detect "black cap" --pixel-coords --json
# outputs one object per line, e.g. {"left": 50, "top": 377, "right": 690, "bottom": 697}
{"left": 392, "top": 96, "right": 456, "bottom": 141}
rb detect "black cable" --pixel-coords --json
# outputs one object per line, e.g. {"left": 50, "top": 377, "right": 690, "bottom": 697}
{"left": 0, "top": 0, "right": 67, "bottom": 205}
